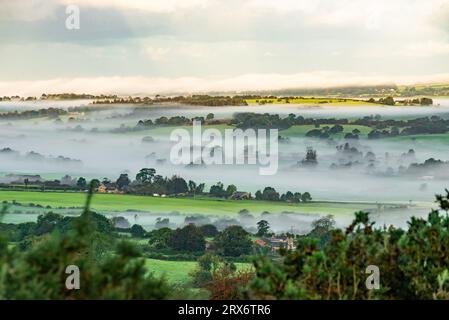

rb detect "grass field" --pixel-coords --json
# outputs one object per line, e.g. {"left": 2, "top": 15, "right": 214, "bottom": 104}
{"left": 245, "top": 97, "right": 375, "bottom": 106}
{"left": 145, "top": 258, "right": 252, "bottom": 284}
{"left": 0, "top": 190, "right": 378, "bottom": 216}
{"left": 280, "top": 124, "right": 372, "bottom": 138}
{"left": 388, "top": 133, "right": 449, "bottom": 144}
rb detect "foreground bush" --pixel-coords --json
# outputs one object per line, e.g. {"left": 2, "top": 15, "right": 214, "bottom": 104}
{"left": 0, "top": 184, "right": 169, "bottom": 300}
{"left": 245, "top": 190, "right": 449, "bottom": 300}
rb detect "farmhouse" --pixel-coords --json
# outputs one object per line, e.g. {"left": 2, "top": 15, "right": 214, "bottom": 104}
{"left": 268, "top": 237, "right": 296, "bottom": 252}
{"left": 230, "top": 191, "right": 251, "bottom": 200}
{"left": 97, "top": 183, "right": 123, "bottom": 194}
{"left": 97, "top": 184, "right": 107, "bottom": 193}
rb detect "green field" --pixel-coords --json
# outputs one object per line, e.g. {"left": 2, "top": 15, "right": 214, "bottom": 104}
{"left": 245, "top": 97, "right": 375, "bottom": 106}
{"left": 0, "top": 190, "right": 378, "bottom": 216}
{"left": 388, "top": 133, "right": 449, "bottom": 144}
{"left": 280, "top": 124, "right": 372, "bottom": 138}
{"left": 145, "top": 258, "right": 252, "bottom": 284}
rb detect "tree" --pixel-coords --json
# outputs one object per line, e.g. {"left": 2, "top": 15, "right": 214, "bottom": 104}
{"left": 147, "top": 227, "right": 173, "bottom": 249}
{"left": 302, "top": 147, "right": 318, "bottom": 165}
{"left": 283, "top": 191, "right": 294, "bottom": 202}
{"left": 199, "top": 224, "right": 219, "bottom": 237}
{"left": 293, "top": 192, "right": 302, "bottom": 203}
{"left": 344, "top": 132, "right": 359, "bottom": 140}
{"left": 226, "top": 184, "right": 237, "bottom": 198}
{"left": 195, "top": 183, "right": 205, "bottom": 195}
{"left": 215, "top": 225, "right": 252, "bottom": 257}
{"left": 35, "top": 212, "right": 63, "bottom": 236}
{"left": 189, "top": 253, "right": 222, "bottom": 287}
{"left": 420, "top": 97, "right": 433, "bottom": 106}
{"left": 210, "top": 182, "right": 226, "bottom": 198}
{"left": 116, "top": 174, "right": 130, "bottom": 190}
{"left": 382, "top": 96, "right": 395, "bottom": 106}
{"left": 167, "top": 176, "right": 188, "bottom": 194}
{"left": 256, "top": 220, "right": 270, "bottom": 237}
{"left": 205, "top": 268, "right": 254, "bottom": 300}
{"left": 247, "top": 207, "right": 449, "bottom": 299}
{"left": 206, "top": 113, "right": 215, "bottom": 120}
{"left": 136, "top": 168, "right": 156, "bottom": 184}
{"left": 76, "top": 177, "right": 87, "bottom": 190}
{"left": 90, "top": 179, "right": 100, "bottom": 189}
{"left": 188, "top": 180, "right": 197, "bottom": 196}
{"left": 301, "top": 192, "right": 312, "bottom": 202}
{"left": 169, "top": 224, "right": 206, "bottom": 252}
{"left": 130, "top": 224, "right": 146, "bottom": 238}
{"left": 111, "top": 216, "right": 130, "bottom": 229}
{"left": 0, "top": 183, "right": 170, "bottom": 299}
{"left": 329, "top": 124, "right": 344, "bottom": 134}
{"left": 262, "top": 187, "right": 280, "bottom": 201}
{"left": 308, "top": 215, "right": 335, "bottom": 247}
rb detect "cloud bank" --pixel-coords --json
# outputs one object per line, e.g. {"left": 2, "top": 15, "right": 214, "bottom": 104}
{"left": 2, "top": 72, "right": 449, "bottom": 96}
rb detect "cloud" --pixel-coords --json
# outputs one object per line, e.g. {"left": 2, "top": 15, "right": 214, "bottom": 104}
{"left": 0, "top": 0, "right": 59, "bottom": 21}
{"left": 397, "top": 41, "right": 449, "bottom": 58}
{"left": 59, "top": 0, "right": 211, "bottom": 14}
{"left": 2, "top": 72, "right": 449, "bottom": 96}
{"left": 141, "top": 46, "right": 170, "bottom": 61}
{"left": 1, "top": 0, "right": 449, "bottom": 81}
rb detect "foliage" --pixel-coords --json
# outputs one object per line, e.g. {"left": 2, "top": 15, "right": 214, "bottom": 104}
{"left": 190, "top": 253, "right": 254, "bottom": 299}
{"left": 169, "top": 224, "right": 206, "bottom": 252}
{"left": 215, "top": 226, "right": 252, "bottom": 257}
{"left": 147, "top": 227, "right": 174, "bottom": 249}
{"left": 130, "top": 224, "right": 146, "bottom": 238}
{"left": 204, "top": 267, "right": 254, "bottom": 300}
{"left": 256, "top": 220, "right": 270, "bottom": 237}
{"left": 116, "top": 174, "right": 131, "bottom": 190}
{"left": 0, "top": 182, "right": 170, "bottom": 299}
{"left": 190, "top": 253, "right": 223, "bottom": 287}
{"left": 199, "top": 224, "right": 219, "bottom": 237}
{"left": 245, "top": 192, "right": 449, "bottom": 300}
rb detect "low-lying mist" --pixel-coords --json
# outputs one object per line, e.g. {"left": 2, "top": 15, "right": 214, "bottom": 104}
{"left": 1, "top": 99, "right": 448, "bottom": 228}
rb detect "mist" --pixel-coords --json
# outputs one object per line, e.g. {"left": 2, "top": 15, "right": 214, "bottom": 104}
{"left": 1, "top": 99, "right": 449, "bottom": 230}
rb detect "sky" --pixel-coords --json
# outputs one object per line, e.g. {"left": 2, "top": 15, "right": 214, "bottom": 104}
{"left": 1, "top": 0, "right": 449, "bottom": 95}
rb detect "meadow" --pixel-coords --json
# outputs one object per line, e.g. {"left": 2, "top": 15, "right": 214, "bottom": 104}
{"left": 0, "top": 190, "right": 378, "bottom": 217}
{"left": 245, "top": 97, "right": 375, "bottom": 106}
{"left": 145, "top": 258, "right": 252, "bottom": 284}
{"left": 280, "top": 124, "right": 372, "bottom": 138}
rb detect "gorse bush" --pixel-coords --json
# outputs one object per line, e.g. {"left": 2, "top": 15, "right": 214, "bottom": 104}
{"left": 245, "top": 190, "right": 449, "bottom": 300}
{"left": 0, "top": 182, "right": 169, "bottom": 299}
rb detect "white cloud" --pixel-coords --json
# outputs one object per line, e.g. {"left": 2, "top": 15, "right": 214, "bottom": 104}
{"left": 0, "top": 0, "right": 59, "bottom": 21}
{"left": 398, "top": 41, "right": 449, "bottom": 58}
{"left": 59, "top": 0, "right": 211, "bottom": 13}
{"left": 1, "top": 0, "right": 449, "bottom": 81}
{"left": 2, "top": 72, "right": 449, "bottom": 96}
{"left": 141, "top": 46, "right": 170, "bottom": 61}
